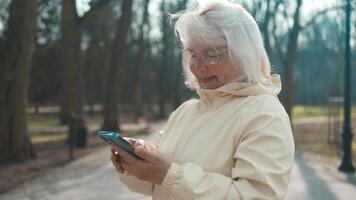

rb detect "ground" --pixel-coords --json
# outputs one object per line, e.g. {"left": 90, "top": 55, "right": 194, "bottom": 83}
{"left": 0, "top": 135, "right": 106, "bottom": 193}
{"left": 293, "top": 117, "right": 356, "bottom": 165}
{"left": 0, "top": 115, "right": 150, "bottom": 194}
{"left": 0, "top": 120, "right": 355, "bottom": 200}
{"left": 0, "top": 115, "right": 355, "bottom": 196}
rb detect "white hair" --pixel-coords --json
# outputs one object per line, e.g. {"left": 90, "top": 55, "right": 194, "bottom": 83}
{"left": 171, "top": 0, "right": 271, "bottom": 89}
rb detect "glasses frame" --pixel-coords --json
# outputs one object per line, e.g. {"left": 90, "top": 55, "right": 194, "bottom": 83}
{"left": 180, "top": 47, "right": 228, "bottom": 66}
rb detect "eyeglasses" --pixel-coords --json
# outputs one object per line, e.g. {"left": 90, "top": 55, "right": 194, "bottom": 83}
{"left": 180, "top": 47, "right": 228, "bottom": 66}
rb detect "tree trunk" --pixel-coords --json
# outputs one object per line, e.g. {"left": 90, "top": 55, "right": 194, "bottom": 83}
{"left": 171, "top": 0, "right": 188, "bottom": 110}
{"left": 60, "top": 0, "right": 112, "bottom": 124}
{"left": 132, "top": 0, "right": 150, "bottom": 122}
{"left": 157, "top": 0, "right": 169, "bottom": 119}
{"left": 84, "top": 1, "right": 114, "bottom": 117}
{"left": 262, "top": 0, "right": 272, "bottom": 56}
{"left": 60, "top": 0, "right": 83, "bottom": 124}
{"left": 0, "top": 0, "right": 37, "bottom": 163}
{"left": 282, "top": 0, "right": 303, "bottom": 120}
{"left": 102, "top": 0, "right": 133, "bottom": 131}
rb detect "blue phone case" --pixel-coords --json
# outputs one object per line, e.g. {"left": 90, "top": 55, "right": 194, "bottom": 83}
{"left": 97, "top": 130, "right": 143, "bottom": 160}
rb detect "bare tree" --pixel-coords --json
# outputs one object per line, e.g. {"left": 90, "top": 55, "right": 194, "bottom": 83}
{"left": 156, "top": 0, "right": 170, "bottom": 119}
{"left": 261, "top": 0, "right": 272, "bottom": 56}
{"left": 0, "top": 0, "right": 37, "bottom": 163}
{"left": 272, "top": 0, "right": 348, "bottom": 119}
{"left": 83, "top": 3, "right": 115, "bottom": 116}
{"left": 154, "top": 0, "right": 189, "bottom": 118}
{"left": 60, "top": 0, "right": 83, "bottom": 125}
{"left": 102, "top": 0, "right": 134, "bottom": 131}
{"left": 276, "top": 0, "right": 302, "bottom": 120}
{"left": 132, "top": 0, "right": 150, "bottom": 122}
{"left": 60, "top": 0, "right": 112, "bottom": 125}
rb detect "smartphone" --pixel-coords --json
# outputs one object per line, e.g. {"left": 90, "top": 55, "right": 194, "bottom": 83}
{"left": 97, "top": 130, "right": 143, "bottom": 160}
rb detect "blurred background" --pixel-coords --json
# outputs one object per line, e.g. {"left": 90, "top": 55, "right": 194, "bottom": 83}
{"left": 0, "top": 0, "right": 355, "bottom": 199}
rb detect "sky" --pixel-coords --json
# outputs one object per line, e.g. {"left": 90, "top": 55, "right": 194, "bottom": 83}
{"left": 302, "top": 0, "right": 339, "bottom": 17}
{"left": 74, "top": 0, "right": 341, "bottom": 40}
{"left": 0, "top": 0, "right": 340, "bottom": 32}
{"left": 76, "top": 0, "right": 340, "bottom": 18}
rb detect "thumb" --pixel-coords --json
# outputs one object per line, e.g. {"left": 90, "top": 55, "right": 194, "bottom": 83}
{"left": 135, "top": 146, "right": 160, "bottom": 163}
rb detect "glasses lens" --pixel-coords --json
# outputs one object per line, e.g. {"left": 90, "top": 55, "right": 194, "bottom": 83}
{"left": 180, "top": 48, "right": 226, "bottom": 65}
{"left": 203, "top": 48, "right": 220, "bottom": 65}
{"left": 181, "top": 49, "right": 194, "bottom": 65}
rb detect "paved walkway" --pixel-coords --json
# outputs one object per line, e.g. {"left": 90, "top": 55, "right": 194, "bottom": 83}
{"left": 285, "top": 152, "right": 356, "bottom": 200}
{"left": 1, "top": 121, "right": 356, "bottom": 200}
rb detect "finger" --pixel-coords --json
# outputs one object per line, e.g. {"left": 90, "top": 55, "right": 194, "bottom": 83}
{"left": 136, "top": 139, "right": 145, "bottom": 146}
{"left": 111, "top": 152, "right": 123, "bottom": 166}
{"left": 134, "top": 141, "right": 144, "bottom": 148}
{"left": 124, "top": 137, "right": 135, "bottom": 145}
{"left": 114, "top": 163, "right": 125, "bottom": 173}
{"left": 112, "top": 150, "right": 120, "bottom": 157}
{"left": 111, "top": 148, "right": 122, "bottom": 162}
{"left": 125, "top": 138, "right": 146, "bottom": 147}
{"left": 120, "top": 160, "right": 134, "bottom": 174}
{"left": 112, "top": 145, "right": 122, "bottom": 153}
{"left": 117, "top": 147, "right": 141, "bottom": 164}
{"left": 116, "top": 163, "right": 125, "bottom": 173}
{"left": 111, "top": 154, "right": 125, "bottom": 173}
{"left": 112, "top": 146, "right": 132, "bottom": 163}
{"left": 111, "top": 152, "right": 120, "bottom": 163}
{"left": 132, "top": 140, "right": 151, "bottom": 151}
{"left": 134, "top": 146, "right": 160, "bottom": 163}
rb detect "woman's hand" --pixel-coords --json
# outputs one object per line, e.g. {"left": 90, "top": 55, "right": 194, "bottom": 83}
{"left": 111, "top": 137, "right": 140, "bottom": 174}
{"left": 111, "top": 138, "right": 172, "bottom": 185}
{"left": 111, "top": 148, "right": 126, "bottom": 174}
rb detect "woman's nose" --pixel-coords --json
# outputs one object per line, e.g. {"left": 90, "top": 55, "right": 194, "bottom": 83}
{"left": 194, "top": 55, "right": 208, "bottom": 71}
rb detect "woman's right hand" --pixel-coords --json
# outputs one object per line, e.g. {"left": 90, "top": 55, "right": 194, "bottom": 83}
{"left": 111, "top": 148, "right": 125, "bottom": 174}
{"left": 110, "top": 137, "right": 147, "bottom": 174}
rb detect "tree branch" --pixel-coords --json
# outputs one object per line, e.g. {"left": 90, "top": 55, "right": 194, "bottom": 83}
{"left": 79, "top": 0, "right": 113, "bottom": 25}
{"left": 271, "top": 8, "right": 285, "bottom": 64}
{"left": 301, "top": 4, "right": 354, "bottom": 30}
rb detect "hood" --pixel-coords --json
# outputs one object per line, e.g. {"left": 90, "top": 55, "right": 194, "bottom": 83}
{"left": 196, "top": 74, "right": 282, "bottom": 103}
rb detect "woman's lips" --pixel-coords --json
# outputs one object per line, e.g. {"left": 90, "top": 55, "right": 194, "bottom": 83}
{"left": 200, "top": 76, "right": 217, "bottom": 84}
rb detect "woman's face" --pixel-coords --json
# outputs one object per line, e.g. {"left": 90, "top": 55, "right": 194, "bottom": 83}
{"left": 186, "top": 44, "right": 239, "bottom": 90}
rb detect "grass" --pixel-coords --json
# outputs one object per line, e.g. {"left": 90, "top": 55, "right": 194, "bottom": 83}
{"left": 31, "top": 132, "right": 67, "bottom": 144}
{"left": 293, "top": 113, "right": 356, "bottom": 165}
{"left": 27, "top": 105, "right": 356, "bottom": 153}
{"left": 27, "top": 105, "right": 356, "bottom": 128}
{"left": 27, "top": 115, "right": 61, "bottom": 129}
{"left": 292, "top": 105, "right": 356, "bottom": 120}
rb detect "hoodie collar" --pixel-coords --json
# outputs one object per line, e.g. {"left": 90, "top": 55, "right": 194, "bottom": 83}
{"left": 196, "top": 74, "right": 282, "bottom": 104}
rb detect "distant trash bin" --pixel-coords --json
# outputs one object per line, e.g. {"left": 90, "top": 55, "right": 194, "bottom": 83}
{"left": 76, "top": 126, "right": 88, "bottom": 148}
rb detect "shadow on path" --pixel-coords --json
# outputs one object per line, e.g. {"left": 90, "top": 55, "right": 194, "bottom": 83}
{"left": 346, "top": 173, "right": 356, "bottom": 185}
{"left": 295, "top": 152, "right": 337, "bottom": 200}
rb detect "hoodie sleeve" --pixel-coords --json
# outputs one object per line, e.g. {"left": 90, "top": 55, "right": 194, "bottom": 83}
{"left": 118, "top": 171, "right": 154, "bottom": 196}
{"left": 159, "top": 111, "right": 295, "bottom": 200}
{"left": 117, "top": 100, "right": 196, "bottom": 195}
{"left": 117, "top": 133, "right": 164, "bottom": 195}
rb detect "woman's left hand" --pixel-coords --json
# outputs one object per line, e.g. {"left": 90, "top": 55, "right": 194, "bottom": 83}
{"left": 113, "top": 141, "right": 172, "bottom": 185}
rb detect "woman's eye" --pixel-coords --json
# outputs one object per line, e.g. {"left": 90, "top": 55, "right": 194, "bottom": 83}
{"left": 208, "top": 54, "right": 218, "bottom": 57}
{"left": 206, "top": 50, "right": 218, "bottom": 57}
{"left": 206, "top": 54, "right": 218, "bottom": 58}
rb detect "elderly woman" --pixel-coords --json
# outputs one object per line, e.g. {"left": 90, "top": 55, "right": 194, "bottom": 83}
{"left": 111, "top": 0, "right": 295, "bottom": 199}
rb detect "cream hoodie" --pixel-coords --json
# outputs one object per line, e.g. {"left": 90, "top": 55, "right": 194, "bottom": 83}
{"left": 119, "top": 74, "right": 295, "bottom": 200}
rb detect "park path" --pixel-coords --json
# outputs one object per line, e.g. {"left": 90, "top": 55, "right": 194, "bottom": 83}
{"left": 1, "top": 120, "right": 356, "bottom": 200}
